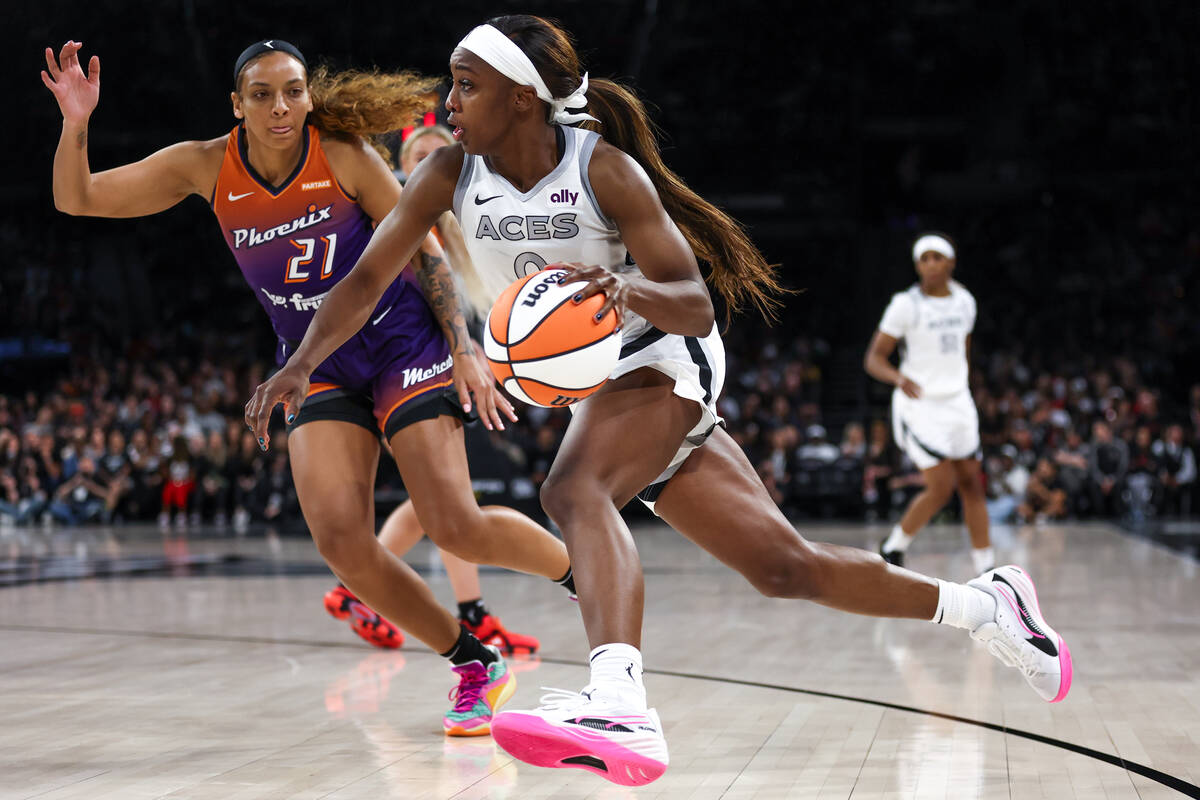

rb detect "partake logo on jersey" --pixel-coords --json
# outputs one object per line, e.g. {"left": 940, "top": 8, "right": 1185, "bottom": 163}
{"left": 231, "top": 202, "right": 334, "bottom": 249}
{"left": 301, "top": 179, "right": 331, "bottom": 191}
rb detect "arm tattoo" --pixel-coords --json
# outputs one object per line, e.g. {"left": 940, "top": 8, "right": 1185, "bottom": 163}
{"left": 415, "top": 250, "right": 470, "bottom": 355}
{"left": 75, "top": 128, "right": 87, "bottom": 149}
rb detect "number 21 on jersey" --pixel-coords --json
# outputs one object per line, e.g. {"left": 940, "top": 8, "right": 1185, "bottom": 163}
{"left": 285, "top": 234, "right": 338, "bottom": 283}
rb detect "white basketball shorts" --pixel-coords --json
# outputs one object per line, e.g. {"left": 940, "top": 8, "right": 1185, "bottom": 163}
{"left": 891, "top": 388, "right": 980, "bottom": 471}
{"left": 572, "top": 323, "right": 725, "bottom": 515}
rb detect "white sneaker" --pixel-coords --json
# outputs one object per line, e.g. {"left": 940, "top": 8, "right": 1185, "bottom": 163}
{"left": 491, "top": 687, "right": 669, "bottom": 786}
{"left": 968, "top": 565, "right": 1073, "bottom": 702}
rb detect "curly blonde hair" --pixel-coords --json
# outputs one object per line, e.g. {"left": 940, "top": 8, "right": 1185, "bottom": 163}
{"left": 308, "top": 65, "right": 441, "bottom": 145}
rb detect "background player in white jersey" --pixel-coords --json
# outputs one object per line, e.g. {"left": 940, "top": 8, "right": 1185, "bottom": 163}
{"left": 246, "top": 16, "right": 1071, "bottom": 786}
{"left": 865, "top": 234, "right": 994, "bottom": 575}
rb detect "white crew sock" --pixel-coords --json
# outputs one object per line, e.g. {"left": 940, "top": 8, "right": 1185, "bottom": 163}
{"left": 588, "top": 643, "right": 647, "bottom": 711}
{"left": 971, "top": 547, "right": 995, "bottom": 575}
{"left": 932, "top": 579, "right": 997, "bottom": 631}
{"left": 882, "top": 524, "right": 915, "bottom": 553}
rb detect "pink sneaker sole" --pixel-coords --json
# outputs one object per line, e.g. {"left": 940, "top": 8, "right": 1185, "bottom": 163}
{"left": 1052, "top": 635, "right": 1073, "bottom": 703}
{"left": 492, "top": 712, "right": 667, "bottom": 787}
{"left": 1014, "top": 567, "right": 1073, "bottom": 704}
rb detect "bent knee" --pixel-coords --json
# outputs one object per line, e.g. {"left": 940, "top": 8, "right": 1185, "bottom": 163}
{"left": 746, "top": 542, "right": 822, "bottom": 600}
{"left": 539, "top": 469, "right": 598, "bottom": 523}
{"left": 312, "top": 518, "right": 375, "bottom": 574}
{"left": 417, "top": 504, "right": 487, "bottom": 557}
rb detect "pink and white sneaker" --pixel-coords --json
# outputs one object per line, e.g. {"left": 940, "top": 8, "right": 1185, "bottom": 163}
{"left": 491, "top": 687, "right": 669, "bottom": 786}
{"left": 968, "top": 565, "right": 1073, "bottom": 703}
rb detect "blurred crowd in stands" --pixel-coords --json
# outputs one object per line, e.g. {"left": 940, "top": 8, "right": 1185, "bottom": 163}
{"left": 2, "top": 320, "right": 1197, "bottom": 529}
{"left": 5, "top": 1, "right": 1197, "bottom": 529}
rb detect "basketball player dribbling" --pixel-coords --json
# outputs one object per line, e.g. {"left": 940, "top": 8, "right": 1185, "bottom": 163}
{"left": 865, "top": 233, "right": 995, "bottom": 575}
{"left": 42, "top": 38, "right": 576, "bottom": 736}
{"left": 246, "top": 16, "right": 1072, "bottom": 786}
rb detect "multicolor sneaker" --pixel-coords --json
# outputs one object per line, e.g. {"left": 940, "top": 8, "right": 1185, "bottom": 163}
{"left": 491, "top": 687, "right": 669, "bottom": 786}
{"left": 967, "top": 565, "right": 1072, "bottom": 703}
{"left": 323, "top": 585, "right": 404, "bottom": 649}
{"left": 444, "top": 647, "right": 516, "bottom": 737}
{"left": 461, "top": 614, "right": 540, "bottom": 655}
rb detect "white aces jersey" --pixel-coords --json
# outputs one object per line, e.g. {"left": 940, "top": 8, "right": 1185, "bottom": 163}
{"left": 878, "top": 280, "right": 977, "bottom": 398}
{"left": 452, "top": 125, "right": 653, "bottom": 340}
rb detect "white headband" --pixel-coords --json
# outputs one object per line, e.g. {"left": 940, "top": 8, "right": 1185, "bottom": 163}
{"left": 457, "top": 24, "right": 597, "bottom": 124}
{"left": 912, "top": 234, "right": 955, "bottom": 262}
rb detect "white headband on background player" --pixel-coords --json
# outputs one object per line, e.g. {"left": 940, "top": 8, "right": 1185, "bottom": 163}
{"left": 912, "top": 234, "right": 956, "bottom": 262}
{"left": 457, "top": 24, "right": 598, "bottom": 124}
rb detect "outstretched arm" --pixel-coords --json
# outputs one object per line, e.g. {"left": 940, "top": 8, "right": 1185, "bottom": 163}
{"left": 43, "top": 40, "right": 215, "bottom": 217}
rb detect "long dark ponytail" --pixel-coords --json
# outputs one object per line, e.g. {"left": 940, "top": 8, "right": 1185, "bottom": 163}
{"left": 487, "top": 14, "right": 788, "bottom": 323}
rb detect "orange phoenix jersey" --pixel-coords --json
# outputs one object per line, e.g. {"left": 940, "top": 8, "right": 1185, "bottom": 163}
{"left": 211, "top": 124, "right": 386, "bottom": 343}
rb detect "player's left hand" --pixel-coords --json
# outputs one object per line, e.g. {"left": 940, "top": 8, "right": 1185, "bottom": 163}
{"left": 556, "top": 262, "right": 627, "bottom": 329}
{"left": 245, "top": 361, "right": 310, "bottom": 450}
{"left": 451, "top": 342, "right": 516, "bottom": 431}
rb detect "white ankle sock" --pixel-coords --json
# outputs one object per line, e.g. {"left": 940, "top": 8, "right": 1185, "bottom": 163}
{"left": 932, "top": 579, "right": 996, "bottom": 631}
{"left": 971, "top": 547, "right": 995, "bottom": 575}
{"left": 883, "top": 524, "right": 915, "bottom": 553}
{"left": 588, "top": 643, "right": 647, "bottom": 711}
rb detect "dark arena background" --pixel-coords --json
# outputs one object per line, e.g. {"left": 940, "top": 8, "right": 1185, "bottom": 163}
{"left": 3, "top": 2, "right": 1200, "bottom": 798}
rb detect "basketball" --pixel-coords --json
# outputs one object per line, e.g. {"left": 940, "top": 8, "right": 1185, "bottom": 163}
{"left": 483, "top": 267, "right": 621, "bottom": 408}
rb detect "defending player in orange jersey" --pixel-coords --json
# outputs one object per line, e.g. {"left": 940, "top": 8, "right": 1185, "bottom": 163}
{"left": 43, "top": 37, "right": 574, "bottom": 736}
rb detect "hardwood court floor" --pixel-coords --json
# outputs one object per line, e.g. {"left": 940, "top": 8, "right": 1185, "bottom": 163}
{"left": 1, "top": 520, "right": 1197, "bottom": 799}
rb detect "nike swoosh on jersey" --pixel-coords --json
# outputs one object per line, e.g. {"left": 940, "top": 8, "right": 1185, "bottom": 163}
{"left": 228, "top": 191, "right": 255, "bottom": 202}
{"left": 474, "top": 194, "right": 503, "bottom": 205}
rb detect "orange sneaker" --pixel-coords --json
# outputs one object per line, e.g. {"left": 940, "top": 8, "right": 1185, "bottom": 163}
{"left": 461, "top": 613, "right": 539, "bottom": 655}
{"left": 323, "top": 585, "right": 404, "bottom": 649}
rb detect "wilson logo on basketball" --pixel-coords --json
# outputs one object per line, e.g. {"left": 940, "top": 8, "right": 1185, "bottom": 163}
{"left": 520, "top": 273, "right": 567, "bottom": 308}
{"left": 483, "top": 268, "right": 620, "bottom": 408}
